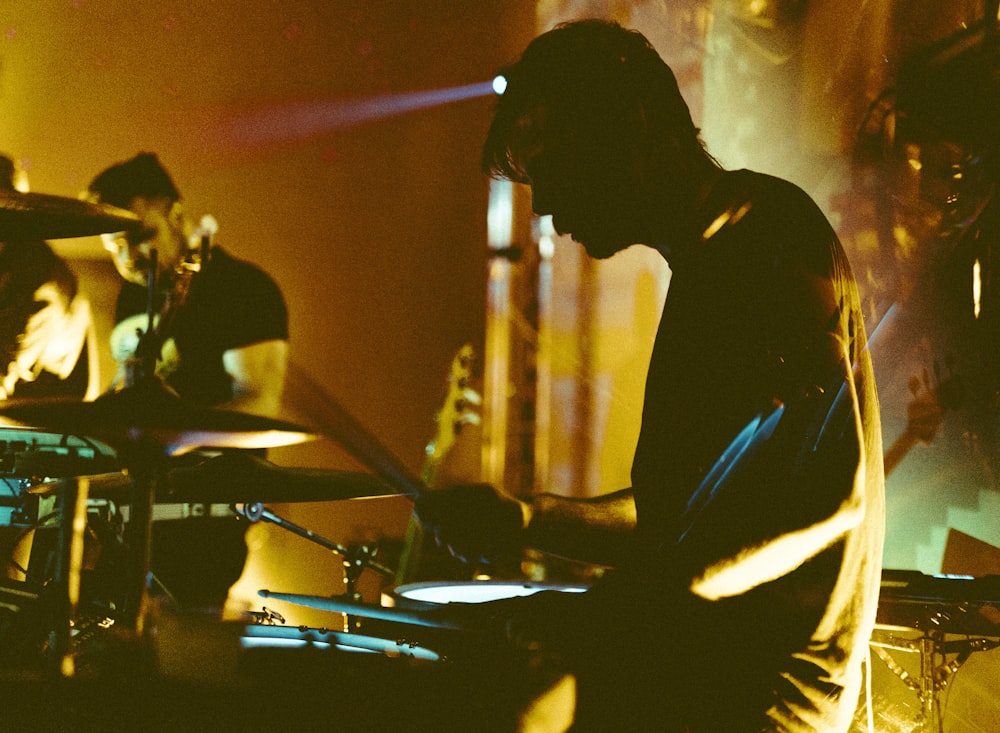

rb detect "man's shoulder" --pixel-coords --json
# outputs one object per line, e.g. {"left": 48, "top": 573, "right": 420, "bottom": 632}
{"left": 205, "top": 246, "right": 282, "bottom": 291}
{"left": 206, "top": 246, "right": 271, "bottom": 276}
{"left": 725, "top": 169, "right": 835, "bottom": 240}
{"left": 726, "top": 169, "right": 817, "bottom": 210}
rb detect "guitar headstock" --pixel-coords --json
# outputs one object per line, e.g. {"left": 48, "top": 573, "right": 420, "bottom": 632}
{"left": 423, "top": 343, "right": 481, "bottom": 483}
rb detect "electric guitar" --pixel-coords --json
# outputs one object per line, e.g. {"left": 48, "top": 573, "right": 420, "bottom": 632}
{"left": 395, "top": 344, "right": 480, "bottom": 584}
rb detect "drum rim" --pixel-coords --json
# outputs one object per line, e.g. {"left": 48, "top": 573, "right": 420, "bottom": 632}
{"left": 392, "top": 579, "right": 590, "bottom": 605}
{"left": 240, "top": 624, "right": 441, "bottom": 661}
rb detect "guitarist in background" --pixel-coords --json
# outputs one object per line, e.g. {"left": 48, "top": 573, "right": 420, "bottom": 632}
{"left": 86, "top": 152, "right": 289, "bottom": 615}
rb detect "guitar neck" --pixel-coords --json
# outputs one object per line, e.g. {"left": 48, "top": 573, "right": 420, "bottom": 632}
{"left": 883, "top": 430, "right": 919, "bottom": 478}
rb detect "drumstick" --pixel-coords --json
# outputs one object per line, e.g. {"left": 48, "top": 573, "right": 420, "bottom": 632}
{"left": 258, "top": 589, "right": 465, "bottom": 630}
{"left": 283, "top": 361, "right": 425, "bottom": 498}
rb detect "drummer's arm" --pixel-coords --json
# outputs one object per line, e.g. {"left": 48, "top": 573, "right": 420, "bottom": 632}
{"left": 523, "top": 487, "right": 637, "bottom": 568}
{"left": 222, "top": 339, "right": 288, "bottom": 418}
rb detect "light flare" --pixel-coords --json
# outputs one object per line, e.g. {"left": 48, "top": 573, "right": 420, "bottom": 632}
{"left": 221, "top": 81, "right": 496, "bottom": 147}
{"left": 973, "top": 257, "right": 981, "bottom": 318}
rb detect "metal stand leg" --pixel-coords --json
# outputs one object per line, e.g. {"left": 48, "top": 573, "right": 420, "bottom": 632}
{"left": 49, "top": 476, "right": 90, "bottom": 677}
{"left": 871, "top": 629, "right": 1000, "bottom": 732}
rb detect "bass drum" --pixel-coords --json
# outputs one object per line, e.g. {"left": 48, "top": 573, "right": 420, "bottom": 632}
{"left": 390, "top": 579, "right": 589, "bottom": 607}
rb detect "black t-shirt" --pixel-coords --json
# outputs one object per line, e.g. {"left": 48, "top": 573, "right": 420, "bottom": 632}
{"left": 115, "top": 246, "right": 287, "bottom": 406}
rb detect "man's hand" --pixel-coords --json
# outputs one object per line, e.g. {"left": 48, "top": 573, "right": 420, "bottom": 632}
{"left": 414, "top": 483, "right": 529, "bottom": 565}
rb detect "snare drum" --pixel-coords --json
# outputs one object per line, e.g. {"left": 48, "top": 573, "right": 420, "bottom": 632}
{"left": 240, "top": 623, "right": 441, "bottom": 662}
{"left": 391, "top": 579, "right": 589, "bottom": 606}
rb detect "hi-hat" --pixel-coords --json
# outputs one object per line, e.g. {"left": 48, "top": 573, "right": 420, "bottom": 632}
{"left": 0, "top": 380, "right": 315, "bottom": 456}
{"left": 0, "top": 189, "right": 142, "bottom": 240}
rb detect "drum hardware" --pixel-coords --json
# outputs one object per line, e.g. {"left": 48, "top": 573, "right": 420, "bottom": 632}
{"left": 233, "top": 501, "right": 393, "bottom": 631}
{"left": 870, "top": 628, "right": 1000, "bottom": 733}
{"left": 878, "top": 569, "right": 1000, "bottom": 636}
{"left": 873, "top": 569, "right": 1000, "bottom": 732}
{"left": 45, "top": 475, "right": 92, "bottom": 676}
{"left": 0, "top": 250, "right": 314, "bottom": 676}
{"left": 247, "top": 606, "right": 285, "bottom": 626}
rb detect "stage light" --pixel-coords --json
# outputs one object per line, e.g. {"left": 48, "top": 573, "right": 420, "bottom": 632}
{"left": 492, "top": 74, "right": 508, "bottom": 95}
{"left": 973, "top": 258, "right": 981, "bottom": 319}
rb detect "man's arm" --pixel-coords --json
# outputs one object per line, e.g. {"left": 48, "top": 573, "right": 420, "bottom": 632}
{"left": 221, "top": 338, "right": 288, "bottom": 417}
{"left": 415, "top": 483, "right": 636, "bottom": 569}
{"left": 525, "top": 488, "right": 637, "bottom": 567}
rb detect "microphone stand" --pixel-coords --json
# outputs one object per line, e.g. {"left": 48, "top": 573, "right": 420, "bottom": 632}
{"left": 112, "top": 249, "right": 181, "bottom": 635}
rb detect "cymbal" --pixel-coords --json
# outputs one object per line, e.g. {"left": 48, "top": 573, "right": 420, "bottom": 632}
{"left": 0, "top": 189, "right": 142, "bottom": 240}
{"left": 36, "top": 452, "right": 400, "bottom": 504}
{"left": 164, "top": 451, "right": 399, "bottom": 502}
{"left": 0, "top": 380, "right": 315, "bottom": 456}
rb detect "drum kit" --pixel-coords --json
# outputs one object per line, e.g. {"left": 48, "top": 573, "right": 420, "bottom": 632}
{"left": 4, "top": 187, "right": 1000, "bottom": 729}
{"left": 0, "top": 185, "right": 579, "bottom": 722}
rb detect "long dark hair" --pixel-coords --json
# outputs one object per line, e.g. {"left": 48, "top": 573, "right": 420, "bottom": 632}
{"left": 481, "top": 20, "right": 703, "bottom": 182}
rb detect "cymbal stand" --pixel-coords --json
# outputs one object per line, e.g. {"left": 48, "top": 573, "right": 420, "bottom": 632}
{"left": 114, "top": 249, "right": 171, "bottom": 635}
{"left": 48, "top": 476, "right": 91, "bottom": 676}
{"left": 118, "top": 451, "right": 164, "bottom": 635}
{"left": 870, "top": 628, "right": 1000, "bottom": 732}
{"left": 48, "top": 252, "right": 168, "bottom": 670}
{"left": 234, "top": 502, "right": 393, "bottom": 631}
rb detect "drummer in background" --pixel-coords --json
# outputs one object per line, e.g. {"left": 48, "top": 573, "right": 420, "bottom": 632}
{"left": 86, "top": 152, "right": 290, "bottom": 615}
{"left": 0, "top": 154, "right": 98, "bottom": 402}
{"left": 415, "top": 20, "right": 884, "bottom": 733}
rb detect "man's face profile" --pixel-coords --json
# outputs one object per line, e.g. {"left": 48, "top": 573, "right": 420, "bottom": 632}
{"left": 511, "top": 103, "right": 644, "bottom": 260}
